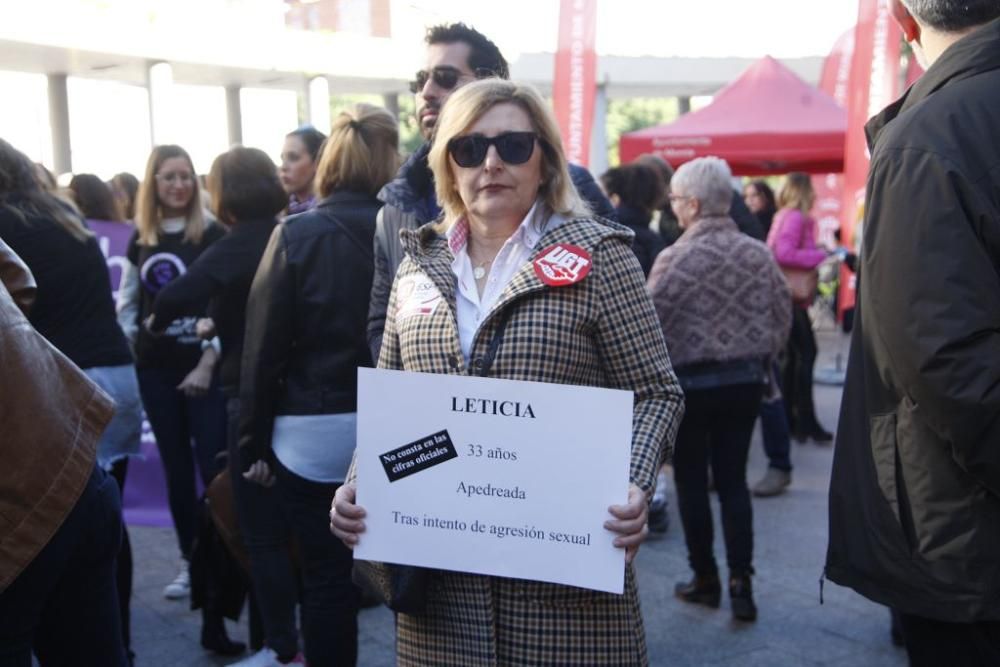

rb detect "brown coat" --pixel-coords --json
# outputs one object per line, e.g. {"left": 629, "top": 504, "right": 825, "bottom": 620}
{"left": 377, "top": 217, "right": 684, "bottom": 666}
{"left": 0, "top": 239, "right": 114, "bottom": 593}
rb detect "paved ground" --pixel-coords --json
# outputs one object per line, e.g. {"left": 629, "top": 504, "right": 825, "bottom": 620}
{"left": 126, "top": 329, "right": 907, "bottom": 666}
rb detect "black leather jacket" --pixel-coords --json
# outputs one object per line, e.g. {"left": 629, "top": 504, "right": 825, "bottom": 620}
{"left": 238, "top": 191, "right": 379, "bottom": 471}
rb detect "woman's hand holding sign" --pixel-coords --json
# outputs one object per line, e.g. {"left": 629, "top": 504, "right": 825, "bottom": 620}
{"left": 605, "top": 483, "right": 649, "bottom": 564}
{"left": 330, "top": 481, "right": 366, "bottom": 548}
{"left": 331, "top": 476, "right": 648, "bottom": 564}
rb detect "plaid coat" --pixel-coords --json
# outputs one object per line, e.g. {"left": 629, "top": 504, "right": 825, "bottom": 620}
{"left": 378, "top": 216, "right": 684, "bottom": 666}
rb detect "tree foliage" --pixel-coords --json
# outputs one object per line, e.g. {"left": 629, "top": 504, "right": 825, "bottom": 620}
{"left": 604, "top": 97, "right": 680, "bottom": 166}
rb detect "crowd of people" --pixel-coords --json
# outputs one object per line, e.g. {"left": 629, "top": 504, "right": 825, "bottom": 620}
{"left": 3, "top": 2, "right": 1000, "bottom": 666}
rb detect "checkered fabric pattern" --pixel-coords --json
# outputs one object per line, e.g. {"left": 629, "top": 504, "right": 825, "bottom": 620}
{"left": 377, "top": 217, "right": 685, "bottom": 666}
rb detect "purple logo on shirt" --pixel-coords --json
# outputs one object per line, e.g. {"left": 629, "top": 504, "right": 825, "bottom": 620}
{"left": 140, "top": 252, "right": 186, "bottom": 293}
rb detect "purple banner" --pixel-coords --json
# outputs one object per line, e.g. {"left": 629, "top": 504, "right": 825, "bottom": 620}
{"left": 91, "top": 220, "right": 173, "bottom": 527}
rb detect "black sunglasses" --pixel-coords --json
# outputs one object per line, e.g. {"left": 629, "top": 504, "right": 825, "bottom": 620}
{"left": 447, "top": 132, "right": 539, "bottom": 168}
{"left": 408, "top": 66, "right": 495, "bottom": 94}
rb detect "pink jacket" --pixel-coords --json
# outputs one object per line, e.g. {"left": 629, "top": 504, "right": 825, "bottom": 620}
{"left": 766, "top": 208, "right": 825, "bottom": 269}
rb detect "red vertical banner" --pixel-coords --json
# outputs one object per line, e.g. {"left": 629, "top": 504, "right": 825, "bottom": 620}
{"left": 553, "top": 0, "right": 597, "bottom": 167}
{"left": 813, "top": 29, "right": 855, "bottom": 251}
{"left": 839, "top": 0, "right": 902, "bottom": 313}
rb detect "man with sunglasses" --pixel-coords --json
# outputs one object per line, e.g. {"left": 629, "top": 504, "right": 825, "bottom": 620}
{"left": 367, "top": 22, "right": 615, "bottom": 361}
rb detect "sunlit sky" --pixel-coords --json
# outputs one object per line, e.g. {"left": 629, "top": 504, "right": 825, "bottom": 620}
{"left": 0, "top": 0, "right": 859, "bottom": 179}
{"left": 405, "top": 1, "right": 858, "bottom": 59}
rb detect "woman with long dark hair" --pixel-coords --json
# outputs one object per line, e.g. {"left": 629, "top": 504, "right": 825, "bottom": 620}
{"left": 110, "top": 172, "right": 140, "bottom": 221}
{"left": 601, "top": 162, "right": 666, "bottom": 277}
{"left": 69, "top": 173, "right": 125, "bottom": 223}
{"left": 0, "top": 139, "right": 141, "bottom": 665}
{"left": 744, "top": 180, "right": 777, "bottom": 238}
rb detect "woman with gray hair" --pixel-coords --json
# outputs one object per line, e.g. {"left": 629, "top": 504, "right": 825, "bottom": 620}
{"left": 647, "top": 156, "right": 791, "bottom": 622}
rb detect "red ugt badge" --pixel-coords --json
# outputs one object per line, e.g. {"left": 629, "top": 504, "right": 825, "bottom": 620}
{"left": 533, "top": 243, "right": 592, "bottom": 286}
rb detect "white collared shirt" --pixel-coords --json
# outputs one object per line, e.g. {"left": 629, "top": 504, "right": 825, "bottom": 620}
{"left": 447, "top": 201, "right": 565, "bottom": 361}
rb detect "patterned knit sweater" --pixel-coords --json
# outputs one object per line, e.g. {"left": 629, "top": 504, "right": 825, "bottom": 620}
{"left": 647, "top": 216, "right": 791, "bottom": 369}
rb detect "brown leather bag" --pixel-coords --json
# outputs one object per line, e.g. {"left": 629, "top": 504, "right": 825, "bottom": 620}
{"left": 205, "top": 467, "right": 251, "bottom": 574}
{"left": 782, "top": 266, "right": 818, "bottom": 305}
{"left": 771, "top": 209, "right": 819, "bottom": 306}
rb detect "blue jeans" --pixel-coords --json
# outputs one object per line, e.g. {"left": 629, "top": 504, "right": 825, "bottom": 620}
{"left": 225, "top": 398, "right": 299, "bottom": 660}
{"left": 83, "top": 364, "right": 143, "bottom": 470}
{"left": 0, "top": 466, "right": 127, "bottom": 667}
{"left": 137, "top": 366, "right": 227, "bottom": 558}
{"left": 759, "top": 399, "right": 793, "bottom": 472}
{"left": 274, "top": 459, "right": 359, "bottom": 666}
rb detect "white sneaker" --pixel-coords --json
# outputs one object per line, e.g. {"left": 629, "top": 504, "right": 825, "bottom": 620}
{"left": 226, "top": 648, "right": 293, "bottom": 667}
{"left": 163, "top": 562, "right": 190, "bottom": 599}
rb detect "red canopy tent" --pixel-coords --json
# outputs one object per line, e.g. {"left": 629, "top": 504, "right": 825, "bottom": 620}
{"left": 619, "top": 56, "right": 847, "bottom": 175}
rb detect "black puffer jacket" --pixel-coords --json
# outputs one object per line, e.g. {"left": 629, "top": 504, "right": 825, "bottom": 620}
{"left": 238, "top": 191, "right": 379, "bottom": 471}
{"left": 826, "top": 17, "right": 1000, "bottom": 623}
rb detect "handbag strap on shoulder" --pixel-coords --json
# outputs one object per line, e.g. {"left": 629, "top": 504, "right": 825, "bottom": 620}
{"left": 478, "top": 308, "right": 513, "bottom": 377}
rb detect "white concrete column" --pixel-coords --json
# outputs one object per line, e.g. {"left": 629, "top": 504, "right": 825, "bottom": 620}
{"left": 46, "top": 73, "right": 72, "bottom": 175}
{"left": 147, "top": 62, "right": 175, "bottom": 145}
{"left": 308, "top": 76, "right": 331, "bottom": 132}
{"left": 382, "top": 92, "right": 400, "bottom": 121}
{"left": 588, "top": 83, "right": 608, "bottom": 177}
{"left": 225, "top": 85, "right": 243, "bottom": 147}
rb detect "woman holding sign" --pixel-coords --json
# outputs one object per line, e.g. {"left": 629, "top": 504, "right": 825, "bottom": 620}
{"left": 331, "top": 80, "right": 684, "bottom": 666}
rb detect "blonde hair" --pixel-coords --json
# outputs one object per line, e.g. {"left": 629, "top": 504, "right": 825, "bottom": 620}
{"left": 135, "top": 145, "right": 205, "bottom": 246}
{"left": 777, "top": 172, "right": 815, "bottom": 213}
{"left": 427, "top": 79, "right": 590, "bottom": 228}
{"left": 315, "top": 104, "right": 399, "bottom": 198}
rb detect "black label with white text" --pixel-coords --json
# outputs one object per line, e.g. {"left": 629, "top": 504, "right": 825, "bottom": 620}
{"left": 379, "top": 430, "right": 458, "bottom": 482}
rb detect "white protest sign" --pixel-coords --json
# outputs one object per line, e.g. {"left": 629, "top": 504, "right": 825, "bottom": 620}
{"left": 354, "top": 368, "right": 633, "bottom": 594}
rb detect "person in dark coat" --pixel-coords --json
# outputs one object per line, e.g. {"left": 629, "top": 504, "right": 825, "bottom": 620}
{"left": 0, "top": 239, "right": 128, "bottom": 667}
{"left": 239, "top": 103, "right": 399, "bottom": 667}
{"left": 0, "top": 140, "right": 141, "bottom": 663}
{"left": 635, "top": 155, "right": 684, "bottom": 248}
{"left": 826, "top": 4, "right": 1000, "bottom": 665}
{"left": 728, "top": 190, "right": 764, "bottom": 241}
{"left": 146, "top": 147, "right": 300, "bottom": 665}
{"left": 600, "top": 162, "right": 666, "bottom": 277}
{"left": 367, "top": 22, "right": 614, "bottom": 362}
{"left": 743, "top": 180, "right": 777, "bottom": 238}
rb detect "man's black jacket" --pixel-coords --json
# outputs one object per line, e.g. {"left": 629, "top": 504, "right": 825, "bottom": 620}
{"left": 826, "top": 17, "right": 1000, "bottom": 623}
